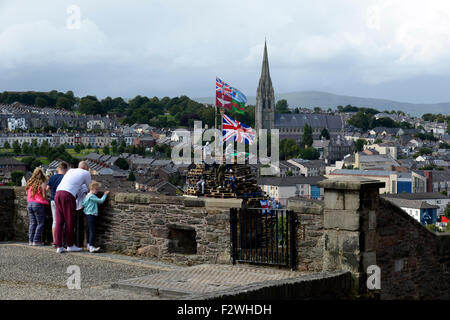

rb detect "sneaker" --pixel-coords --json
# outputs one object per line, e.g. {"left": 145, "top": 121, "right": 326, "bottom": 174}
{"left": 56, "top": 247, "right": 66, "bottom": 254}
{"left": 28, "top": 242, "right": 33, "bottom": 246}
{"left": 32, "top": 242, "right": 44, "bottom": 246}
{"left": 89, "top": 246, "right": 100, "bottom": 253}
{"left": 67, "top": 245, "right": 82, "bottom": 252}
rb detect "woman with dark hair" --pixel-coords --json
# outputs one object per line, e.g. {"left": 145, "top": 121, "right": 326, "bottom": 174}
{"left": 26, "top": 168, "right": 49, "bottom": 246}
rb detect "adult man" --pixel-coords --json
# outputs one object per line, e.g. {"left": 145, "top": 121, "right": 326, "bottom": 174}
{"left": 46, "top": 162, "right": 68, "bottom": 247}
{"left": 54, "top": 161, "right": 91, "bottom": 253}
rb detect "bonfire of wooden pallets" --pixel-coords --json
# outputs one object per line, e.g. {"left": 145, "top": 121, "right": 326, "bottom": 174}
{"left": 184, "top": 161, "right": 267, "bottom": 200}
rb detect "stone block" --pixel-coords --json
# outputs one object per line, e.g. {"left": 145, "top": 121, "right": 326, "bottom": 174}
{"left": 344, "top": 191, "right": 360, "bottom": 211}
{"left": 136, "top": 245, "right": 160, "bottom": 257}
{"left": 324, "top": 191, "right": 345, "bottom": 210}
{"left": 324, "top": 209, "right": 359, "bottom": 231}
{"left": 151, "top": 228, "right": 169, "bottom": 238}
{"left": 341, "top": 252, "right": 360, "bottom": 273}
{"left": 183, "top": 198, "right": 205, "bottom": 208}
{"left": 204, "top": 198, "right": 242, "bottom": 209}
{"left": 323, "top": 250, "right": 341, "bottom": 271}
{"left": 288, "top": 200, "right": 324, "bottom": 214}
{"left": 324, "top": 230, "right": 339, "bottom": 252}
{"left": 340, "top": 232, "right": 360, "bottom": 253}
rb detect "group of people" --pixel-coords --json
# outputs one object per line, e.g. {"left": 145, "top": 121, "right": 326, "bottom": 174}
{"left": 25, "top": 161, "right": 109, "bottom": 253}
{"left": 195, "top": 165, "right": 237, "bottom": 196}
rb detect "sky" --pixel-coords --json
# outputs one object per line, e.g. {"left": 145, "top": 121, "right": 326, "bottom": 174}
{"left": 1, "top": 0, "right": 450, "bottom": 103}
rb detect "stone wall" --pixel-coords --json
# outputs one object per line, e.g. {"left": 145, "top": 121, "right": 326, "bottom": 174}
{"left": 96, "top": 194, "right": 242, "bottom": 266}
{"left": 287, "top": 199, "right": 324, "bottom": 272}
{"left": 376, "top": 197, "right": 450, "bottom": 299}
{"left": 318, "top": 176, "right": 450, "bottom": 299}
{"left": 0, "top": 188, "right": 15, "bottom": 241}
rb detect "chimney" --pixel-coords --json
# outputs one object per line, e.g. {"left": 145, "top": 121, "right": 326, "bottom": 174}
{"left": 424, "top": 171, "right": 433, "bottom": 192}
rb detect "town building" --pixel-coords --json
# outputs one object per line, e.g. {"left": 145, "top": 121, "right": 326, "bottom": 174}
{"left": 382, "top": 192, "right": 450, "bottom": 217}
{"left": 382, "top": 197, "right": 438, "bottom": 225}
{"left": 257, "top": 175, "right": 326, "bottom": 206}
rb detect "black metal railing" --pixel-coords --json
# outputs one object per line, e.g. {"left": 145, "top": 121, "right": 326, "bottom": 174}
{"left": 230, "top": 208, "right": 297, "bottom": 269}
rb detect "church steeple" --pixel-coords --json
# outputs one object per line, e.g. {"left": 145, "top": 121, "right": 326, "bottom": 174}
{"left": 255, "top": 40, "right": 275, "bottom": 132}
{"left": 260, "top": 41, "right": 271, "bottom": 87}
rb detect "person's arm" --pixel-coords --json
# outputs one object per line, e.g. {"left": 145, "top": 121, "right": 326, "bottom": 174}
{"left": 41, "top": 183, "right": 48, "bottom": 199}
{"left": 46, "top": 176, "right": 53, "bottom": 191}
{"left": 89, "top": 192, "right": 108, "bottom": 204}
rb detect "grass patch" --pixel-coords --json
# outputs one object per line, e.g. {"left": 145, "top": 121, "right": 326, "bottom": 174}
{"left": 66, "top": 148, "right": 104, "bottom": 158}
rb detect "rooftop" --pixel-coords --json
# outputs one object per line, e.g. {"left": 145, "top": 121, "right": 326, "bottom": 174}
{"left": 383, "top": 197, "right": 440, "bottom": 209}
{"left": 257, "top": 175, "right": 326, "bottom": 186}
{"left": 382, "top": 192, "right": 449, "bottom": 200}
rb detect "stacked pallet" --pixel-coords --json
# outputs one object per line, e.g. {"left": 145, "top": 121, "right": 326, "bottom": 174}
{"left": 184, "top": 161, "right": 267, "bottom": 200}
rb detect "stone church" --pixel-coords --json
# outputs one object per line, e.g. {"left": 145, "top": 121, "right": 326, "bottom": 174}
{"left": 255, "top": 42, "right": 344, "bottom": 144}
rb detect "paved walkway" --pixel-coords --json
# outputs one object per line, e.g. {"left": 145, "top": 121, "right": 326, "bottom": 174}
{"left": 0, "top": 242, "right": 177, "bottom": 300}
{"left": 1, "top": 242, "right": 310, "bottom": 299}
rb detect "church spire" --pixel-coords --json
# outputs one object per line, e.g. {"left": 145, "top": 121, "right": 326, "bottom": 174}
{"left": 255, "top": 40, "right": 275, "bottom": 132}
{"left": 259, "top": 40, "right": 272, "bottom": 89}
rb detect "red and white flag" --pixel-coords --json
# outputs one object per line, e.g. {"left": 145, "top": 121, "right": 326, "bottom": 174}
{"left": 215, "top": 77, "right": 233, "bottom": 110}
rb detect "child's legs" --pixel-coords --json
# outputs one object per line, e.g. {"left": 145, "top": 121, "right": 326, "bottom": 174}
{"left": 27, "top": 203, "right": 37, "bottom": 243}
{"left": 33, "top": 204, "right": 46, "bottom": 243}
{"left": 86, "top": 215, "right": 96, "bottom": 246}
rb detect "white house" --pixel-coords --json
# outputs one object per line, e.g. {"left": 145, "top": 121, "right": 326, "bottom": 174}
{"left": 7, "top": 117, "right": 27, "bottom": 131}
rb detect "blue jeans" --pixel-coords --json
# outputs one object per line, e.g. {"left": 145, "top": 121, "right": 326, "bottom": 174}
{"left": 86, "top": 215, "right": 97, "bottom": 246}
{"left": 27, "top": 202, "right": 46, "bottom": 243}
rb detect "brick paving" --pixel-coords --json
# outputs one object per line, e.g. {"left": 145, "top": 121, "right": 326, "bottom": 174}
{"left": 114, "top": 264, "right": 308, "bottom": 297}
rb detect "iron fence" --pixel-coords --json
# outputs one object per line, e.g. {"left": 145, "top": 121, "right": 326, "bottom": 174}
{"left": 230, "top": 208, "right": 297, "bottom": 269}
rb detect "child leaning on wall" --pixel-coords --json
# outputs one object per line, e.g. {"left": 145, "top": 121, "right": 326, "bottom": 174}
{"left": 81, "top": 181, "right": 109, "bottom": 253}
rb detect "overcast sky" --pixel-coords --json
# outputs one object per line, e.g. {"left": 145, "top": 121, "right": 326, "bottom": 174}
{"left": 1, "top": 0, "right": 450, "bottom": 103}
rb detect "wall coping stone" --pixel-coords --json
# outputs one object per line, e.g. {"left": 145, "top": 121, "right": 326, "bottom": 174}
{"left": 203, "top": 198, "right": 242, "bottom": 209}
{"left": 183, "top": 197, "right": 205, "bottom": 208}
{"left": 288, "top": 199, "right": 324, "bottom": 214}
{"left": 113, "top": 192, "right": 183, "bottom": 204}
{"left": 318, "top": 176, "right": 385, "bottom": 191}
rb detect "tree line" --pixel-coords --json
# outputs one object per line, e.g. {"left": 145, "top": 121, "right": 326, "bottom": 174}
{"left": 0, "top": 91, "right": 77, "bottom": 110}
{"left": 0, "top": 90, "right": 255, "bottom": 129}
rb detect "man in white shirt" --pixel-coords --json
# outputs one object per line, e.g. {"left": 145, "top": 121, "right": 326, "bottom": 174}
{"left": 54, "top": 161, "right": 91, "bottom": 253}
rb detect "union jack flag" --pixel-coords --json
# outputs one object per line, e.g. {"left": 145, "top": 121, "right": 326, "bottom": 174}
{"left": 222, "top": 113, "right": 255, "bottom": 145}
{"left": 216, "top": 77, "right": 233, "bottom": 110}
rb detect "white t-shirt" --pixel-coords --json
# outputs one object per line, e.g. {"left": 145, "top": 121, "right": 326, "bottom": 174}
{"left": 56, "top": 168, "right": 91, "bottom": 198}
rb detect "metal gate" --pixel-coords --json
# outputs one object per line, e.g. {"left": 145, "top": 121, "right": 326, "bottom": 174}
{"left": 230, "top": 208, "right": 297, "bottom": 269}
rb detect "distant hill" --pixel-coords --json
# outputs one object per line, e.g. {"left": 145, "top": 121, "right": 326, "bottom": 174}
{"left": 194, "top": 91, "right": 450, "bottom": 116}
